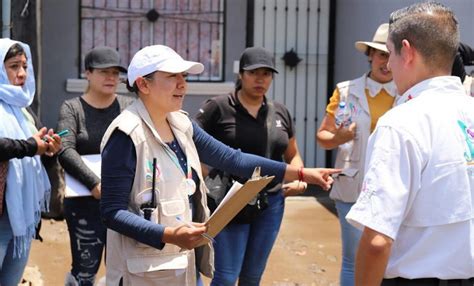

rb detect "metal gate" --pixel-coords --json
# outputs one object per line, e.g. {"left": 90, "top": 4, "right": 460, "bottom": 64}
{"left": 253, "top": 0, "right": 330, "bottom": 167}
{"left": 80, "top": 0, "right": 225, "bottom": 81}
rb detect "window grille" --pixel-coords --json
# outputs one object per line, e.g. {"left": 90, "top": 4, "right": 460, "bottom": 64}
{"left": 80, "top": 0, "right": 225, "bottom": 81}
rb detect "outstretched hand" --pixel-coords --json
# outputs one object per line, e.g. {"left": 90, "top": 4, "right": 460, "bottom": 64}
{"left": 303, "top": 168, "right": 341, "bottom": 191}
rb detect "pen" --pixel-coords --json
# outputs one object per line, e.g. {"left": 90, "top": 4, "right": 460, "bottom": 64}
{"left": 175, "top": 216, "right": 216, "bottom": 244}
{"left": 56, "top": 129, "right": 69, "bottom": 137}
{"left": 42, "top": 129, "right": 69, "bottom": 141}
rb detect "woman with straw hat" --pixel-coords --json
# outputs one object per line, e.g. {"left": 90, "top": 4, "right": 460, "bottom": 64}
{"left": 316, "top": 23, "right": 398, "bottom": 286}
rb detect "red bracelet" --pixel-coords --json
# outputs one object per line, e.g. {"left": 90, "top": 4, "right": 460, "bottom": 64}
{"left": 298, "top": 167, "right": 305, "bottom": 182}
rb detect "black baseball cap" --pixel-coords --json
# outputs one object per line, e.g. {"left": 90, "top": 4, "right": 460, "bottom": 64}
{"left": 84, "top": 46, "right": 127, "bottom": 73}
{"left": 239, "top": 47, "right": 278, "bottom": 73}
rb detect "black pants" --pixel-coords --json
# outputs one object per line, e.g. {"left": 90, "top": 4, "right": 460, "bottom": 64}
{"left": 382, "top": 277, "right": 474, "bottom": 286}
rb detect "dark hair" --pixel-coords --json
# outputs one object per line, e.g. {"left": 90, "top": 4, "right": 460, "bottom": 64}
{"left": 126, "top": 71, "right": 156, "bottom": 94}
{"left": 452, "top": 52, "right": 466, "bottom": 82}
{"left": 235, "top": 77, "right": 242, "bottom": 91}
{"left": 4, "top": 43, "right": 26, "bottom": 62}
{"left": 389, "top": 2, "right": 458, "bottom": 72}
{"left": 451, "top": 42, "right": 474, "bottom": 82}
{"left": 365, "top": 47, "right": 373, "bottom": 57}
{"left": 457, "top": 42, "right": 474, "bottom": 66}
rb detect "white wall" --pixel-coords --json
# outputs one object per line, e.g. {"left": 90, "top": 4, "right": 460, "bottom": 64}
{"left": 333, "top": 0, "right": 474, "bottom": 88}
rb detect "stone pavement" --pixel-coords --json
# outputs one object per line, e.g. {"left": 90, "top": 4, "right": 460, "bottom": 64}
{"left": 25, "top": 191, "right": 341, "bottom": 285}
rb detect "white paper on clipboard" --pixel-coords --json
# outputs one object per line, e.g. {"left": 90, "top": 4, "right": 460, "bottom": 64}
{"left": 64, "top": 154, "right": 101, "bottom": 197}
{"left": 205, "top": 167, "right": 274, "bottom": 238}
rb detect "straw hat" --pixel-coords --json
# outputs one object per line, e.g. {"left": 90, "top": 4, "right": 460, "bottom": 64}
{"left": 355, "top": 23, "right": 389, "bottom": 53}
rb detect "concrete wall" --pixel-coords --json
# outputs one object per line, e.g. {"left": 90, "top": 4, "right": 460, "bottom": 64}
{"left": 39, "top": 0, "right": 247, "bottom": 127}
{"left": 333, "top": 0, "right": 474, "bottom": 91}
{"left": 41, "top": 0, "right": 81, "bottom": 127}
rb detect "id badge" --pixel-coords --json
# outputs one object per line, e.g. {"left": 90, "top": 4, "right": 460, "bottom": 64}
{"left": 181, "top": 178, "right": 196, "bottom": 196}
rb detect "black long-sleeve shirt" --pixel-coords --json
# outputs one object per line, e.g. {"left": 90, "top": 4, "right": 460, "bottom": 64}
{"left": 0, "top": 137, "right": 37, "bottom": 161}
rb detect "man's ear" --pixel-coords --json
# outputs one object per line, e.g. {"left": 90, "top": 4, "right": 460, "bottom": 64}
{"left": 401, "top": 39, "right": 415, "bottom": 67}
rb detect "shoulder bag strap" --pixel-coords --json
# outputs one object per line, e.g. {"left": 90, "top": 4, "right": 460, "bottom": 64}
{"left": 263, "top": 99, "right": 282, "bottom": 193}
{"left": 265, "top": 99, "right": 276, "bottom": 158}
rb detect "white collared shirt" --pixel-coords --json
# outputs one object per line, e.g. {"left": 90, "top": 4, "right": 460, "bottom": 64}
{"left": 347, "top": 76, "right": 474, "bottom": 279}
{"left": 366, "top": 76, "right": 397, "bottom": 98}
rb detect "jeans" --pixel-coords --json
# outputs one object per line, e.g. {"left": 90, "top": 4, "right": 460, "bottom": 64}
{"left": 211, "top": 191, "right": 284, "bottom": 286}
{"left": 64, "top": 197, "right": 106, "bottom": 286}
{"left": 0, "top": 211, "right": 30, "bottom": 286}
{"left": 335, "top": 200, "right": 362, "bottom": 286}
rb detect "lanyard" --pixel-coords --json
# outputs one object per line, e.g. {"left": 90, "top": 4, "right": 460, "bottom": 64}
{"left": 162, "top": 144, "right": 196, "bottom": 196}
{"left": 162, "top": 142, "right": 192, "bottom": 180}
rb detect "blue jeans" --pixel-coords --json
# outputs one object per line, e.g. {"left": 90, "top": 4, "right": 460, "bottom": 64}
{"left": 0, "top": 211, "right": 30, "bottom": 286}
{"left": 64, "top": 197, "right": 106, "bottom": 286}
{"left": 335, "top": 200, "right": 362, "bottom": 286}
{"left": 211, "top": 191, "right": 284, "bottom": 286}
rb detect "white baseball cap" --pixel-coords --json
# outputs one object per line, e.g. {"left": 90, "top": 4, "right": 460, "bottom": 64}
{"left": 127, "top": 45, "right": 204, "bottom": 86}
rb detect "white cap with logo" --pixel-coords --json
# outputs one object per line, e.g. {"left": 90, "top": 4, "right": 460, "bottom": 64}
{"left": 127, "top": 45, "right": 204, "bottom": 86}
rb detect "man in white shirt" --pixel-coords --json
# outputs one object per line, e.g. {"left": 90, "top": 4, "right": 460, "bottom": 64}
{"left": 346, "top": 2, "right": 474, "bottom": 286}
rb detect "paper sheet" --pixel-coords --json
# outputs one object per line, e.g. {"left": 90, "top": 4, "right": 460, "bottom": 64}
{"left": 212, "top": 181, "right": 243, "bottom": 214}
{"left": 64, "top": 154, "right": 101, "bottom": 197}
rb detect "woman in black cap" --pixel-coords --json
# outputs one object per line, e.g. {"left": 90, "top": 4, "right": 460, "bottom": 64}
{"left": 57, "top": 46, "right": 134, "bottom": 285}
{"left": 196, "top": 47, "right": 307, "bottom": 285}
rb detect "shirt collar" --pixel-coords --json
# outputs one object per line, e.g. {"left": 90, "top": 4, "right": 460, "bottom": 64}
{"left": 231, "top": 90, "right": 267, "bottom": 108}
{"left": 400, "top": 76, "right": 463, "bottom": 103}
{"left": 365, "top": 75, "right": 397, "bottom": 98}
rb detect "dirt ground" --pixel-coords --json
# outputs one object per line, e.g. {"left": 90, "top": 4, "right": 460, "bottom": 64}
{"left": 24, "top": 192, "right": 341, "bottom": 286}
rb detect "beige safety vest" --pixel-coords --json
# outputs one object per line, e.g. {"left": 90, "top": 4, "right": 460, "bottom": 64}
{"left": 101, "top": 99, "right": 213, "bottom": 286}
{"left": 330, "top": 74, "right": 397, "bottom": 202}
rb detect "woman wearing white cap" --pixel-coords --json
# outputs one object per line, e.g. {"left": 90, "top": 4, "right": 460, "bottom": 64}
{"left": 316, "top": 23, "right": 397, "bottom": 286}
{"left": 100, "top": 44, "right": 339, "bottom": 285}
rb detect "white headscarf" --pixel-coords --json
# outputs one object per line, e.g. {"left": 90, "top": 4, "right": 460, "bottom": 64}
{"left": 0, "top": 38, "right": 50, "bottom": 258}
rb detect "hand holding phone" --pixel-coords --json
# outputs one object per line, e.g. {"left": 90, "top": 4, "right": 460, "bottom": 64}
{"left": 42, "top": 129, "right": 69, "bottom": 142}
{"left": 34, "top": 128, "right": 64, "bottom": 156}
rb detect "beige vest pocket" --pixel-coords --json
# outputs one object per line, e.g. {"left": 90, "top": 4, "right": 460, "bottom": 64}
{"left": 126, "top": 253, "right": 188, "bottom": 274}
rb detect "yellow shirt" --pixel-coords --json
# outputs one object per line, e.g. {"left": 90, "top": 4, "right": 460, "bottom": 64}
{"left": 326, "top": 88, "right": 395, "bottom": 133}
